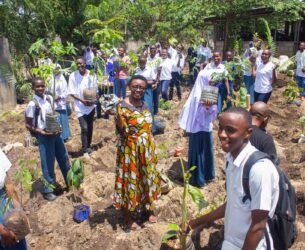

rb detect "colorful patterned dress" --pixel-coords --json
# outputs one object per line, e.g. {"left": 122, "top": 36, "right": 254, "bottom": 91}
{"left": 113, "top": 100, "right": 161, "bottom": 212}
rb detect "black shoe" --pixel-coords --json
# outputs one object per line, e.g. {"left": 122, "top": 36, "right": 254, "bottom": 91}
{"left": 43, "top": 192, "right": 58, "bottom": 201}
{"left": 82, "top": 147, "right": 93, "bottom": 154}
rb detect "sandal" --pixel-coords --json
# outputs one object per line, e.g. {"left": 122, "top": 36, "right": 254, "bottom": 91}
{"left": 148, "top": 213, "right": 158, "bottom": 224}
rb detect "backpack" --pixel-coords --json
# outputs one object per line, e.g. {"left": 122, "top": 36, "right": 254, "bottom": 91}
{"left": 26, "top": 95, "right": 52, "bottom": 137}
{"left": 242, "top": 151, "right": 297, "bottom": 250}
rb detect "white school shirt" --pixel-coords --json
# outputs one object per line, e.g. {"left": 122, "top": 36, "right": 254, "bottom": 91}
{"left": 68, "top": 70, "right": 96, "bottom": 117}
{"left": 48, "top": 74, "right": 68, "bottom": 110}
{"left": 0, "top": 149, "right": 12, "bottom": 189}
{"left": 205, "top": 62, "right": 228, "bottom": 77}
{"left": 223, "top": 142, "right": 279, "bottom": 250}
{"left": 172, "top": 53, "right": 185, "bottom": 74}
{"left": 196, "top": 45, "right": 212, "bottom": 66}
{"left": 159, "top": 58, "right": 175, "bottom": 81}
{"left": 84, "top": 49, "right": 94, "bottom": 66}
{"left": 147, "top": 55, "right": 162, "bottom": 79}
{"left": 168, "top": 46, "right": 177, "bottom": 59}
{"left": 254, "top": 62, "right": 275, "bottom": 94}
{"left": 243, "top": 58, "right": 253, "bottom": 77}
{"left": 25, "top": 94, "right": 54, "bottom": 129}
{"left": 134, "top": 66, "right": 155, "bottom": 81}
{"left": 296, "top": 50, "right": 305, "bottom": 77}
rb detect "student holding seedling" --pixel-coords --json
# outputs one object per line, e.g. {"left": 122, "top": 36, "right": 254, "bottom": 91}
{"left": 49, "top": 64, "right": 71, "bottom": 142}
{"left": 69, "top": 57, "right": 97, "bottom": 154}
{"left": 295, "top": 41, "right": 305, "bottom": 101}
{"left": 113, "top": 47, "right": 131, "bottom": 98}
{"left": 113, "top": 75, "right": 161, "bottom": 231}
{"left": 179, "top": 66, "right": 218, "bottom": 187}
{"left": 0, "top": 149, "right": 28, "bottom": 250}
{"left": 147, "top": 44, "right": 162, "bottom": 115}
{"left": 185, "top": 107, "right": 279, "bottom": 250}
{"left": 25, "top": 77, "right": 70, "bottom": 201}
{"left": 207, "top": 51, "right": 231, "bottom": 113}
{"left": 252, "top": 49, "right": 277, "bottom": 103}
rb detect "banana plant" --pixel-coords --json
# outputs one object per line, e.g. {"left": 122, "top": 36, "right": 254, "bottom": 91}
{"left": 67, "top": 159, "right": 85, "bottom": 204}
{"left": 162, "top": 157, "right": 208, "bottom": 250}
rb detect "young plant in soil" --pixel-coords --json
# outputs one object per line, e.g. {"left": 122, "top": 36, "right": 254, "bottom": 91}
{"left": 159, "top": 99, "right": 172, "bottom": 110}
{"left": 283, "top": 80, "right": 302, "bottom": 103}
{"left": 66, "top": 159, "right": 85, "bottom": 204}
{"left": 162, "top": 157, "right": 208, "bottom": 250}
{"left": 2, "top": 159, "right": 41, "bottom": 240}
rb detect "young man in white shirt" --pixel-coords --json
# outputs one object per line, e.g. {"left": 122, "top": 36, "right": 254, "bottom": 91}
{"left": 25, "top": 77, "right": 70, "bottom": 201}
{"left": 169, "top": 44, "right": 185, "bottom": 101}
{"left": 295, "top": 42, "right": 305, "bottom": 101}
{"left": 147, "top": 45, "right": 162, "bottom": 115}
{"left": 159, "top": 48, "right": 175, "bottom": 101}
{"left": 186, "top": 107, "right": 279, "bottom": 250}
{"left": 69, "top": 57, "right": 97, "bottom": 154}
{"left": 252, "top": 50, "right": 277, "bottom": 103}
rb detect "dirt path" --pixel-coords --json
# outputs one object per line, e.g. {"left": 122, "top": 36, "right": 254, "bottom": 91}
{"left": 0, "top": 83, "right": 305, "bottom": 250}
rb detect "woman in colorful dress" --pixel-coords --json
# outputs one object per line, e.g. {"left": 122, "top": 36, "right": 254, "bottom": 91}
{"left": 113, "top": 75, "right": 161, "bottom": 231}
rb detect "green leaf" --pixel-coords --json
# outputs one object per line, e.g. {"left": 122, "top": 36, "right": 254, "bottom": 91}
{"left": 188, "top": 185, "right": 209, "bottom": 210}
{"left": 72, "top": 159, "right": 82, "bottom": 173}
{"left": 67, "top": 169, "right": 74, "bottom": 187}
{"left": 161, "top": 230, "right": 178, "bottom": 244}
{"left": 168, "top": 223, "right": 179, "bottom": 231}
{"left": 73, "top": 175, "right": 81, "bottom": 189}
{"left": 189, "top": 166, "right": 197, "bottom": 172}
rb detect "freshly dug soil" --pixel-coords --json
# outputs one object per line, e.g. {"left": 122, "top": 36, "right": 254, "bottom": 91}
{"left": 0, "top": 83, "right": 305, "bottom": 250}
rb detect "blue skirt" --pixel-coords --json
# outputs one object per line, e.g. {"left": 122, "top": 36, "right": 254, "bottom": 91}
{"left": 188, "top": 131, "right": 215, "bottom": 187}
{"left": 56, "top": 110, "right": 71, "bottom": 141}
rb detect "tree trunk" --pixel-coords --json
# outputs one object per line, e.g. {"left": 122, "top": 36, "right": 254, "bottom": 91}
{"left": 0, "top": 37, "right": 16, "bottom": 111}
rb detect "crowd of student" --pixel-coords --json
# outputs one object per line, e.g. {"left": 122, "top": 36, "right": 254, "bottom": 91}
{"left": 0, "top": 39, "right": 303, "bottom": 250}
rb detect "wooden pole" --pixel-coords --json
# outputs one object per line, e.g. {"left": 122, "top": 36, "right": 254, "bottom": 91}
{"left": 246, "top": 94, "right": 251, "bottom": 111}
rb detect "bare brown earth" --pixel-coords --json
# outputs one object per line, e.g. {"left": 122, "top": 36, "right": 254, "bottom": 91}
{"left": 0, "top": 82, "right": 305, "bottom": 250}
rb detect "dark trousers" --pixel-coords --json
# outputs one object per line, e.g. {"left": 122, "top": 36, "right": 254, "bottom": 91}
{"left": 169, "top": 72, "right": 182, "bottom": 100}
{"left": 37, "top": 134, "right": 70, "bottom": 193}
{"left": 78, "top": 108, "right": 95, "bottom": 149}
{"left": 153, "top": 81, "right": 162, "bottom": 115}
{"left": 193, "top": 66, "right": 200, "bottom": 83}
{"left": 0, "top": 239, "right": 28, "bottom": 250}
{"left": 254, "top": 91, "right": 272, "bottom": 103}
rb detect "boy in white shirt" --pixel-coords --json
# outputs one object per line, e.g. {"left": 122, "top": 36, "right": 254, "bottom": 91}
{"left": 159, "top": 49, "right": 175, "bottom": 101}
{"left": 25, "top": 77, "right": 70, "bottom": 201}
{"left": 169, "top": 44, "right": 185, "bottom": 101}
{"left": 69, "top": 57, "right": 97, "bottom": 154}
{"left": 186, "top": 107, "right": 279, "bottom": 250}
